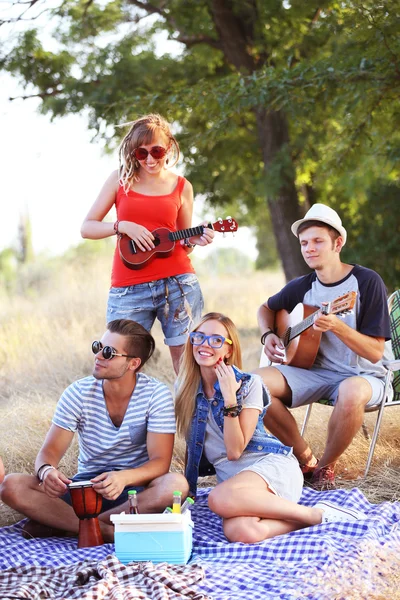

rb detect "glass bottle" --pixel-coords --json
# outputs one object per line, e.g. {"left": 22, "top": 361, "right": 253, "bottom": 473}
{"left": 172, "top": 490, "right": 182, "bottom": 514}
{"left": 181, "top": 497, "right": 195, "bottom": 514}
{"left": 128, "top": 489, "right": 139, "bottom": 514}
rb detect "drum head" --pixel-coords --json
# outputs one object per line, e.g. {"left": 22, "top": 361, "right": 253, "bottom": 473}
{"left": 68, "top": 480, "right": 93, "bottom": 488}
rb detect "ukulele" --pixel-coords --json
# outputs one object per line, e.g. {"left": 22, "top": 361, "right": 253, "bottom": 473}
{"left": 118, "top": 217, "right": 239, "bottom": 269}
{"left": 272, "top": 292, "right": 357, "bottom": 369}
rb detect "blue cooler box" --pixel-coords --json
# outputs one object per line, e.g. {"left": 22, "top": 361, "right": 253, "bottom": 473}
{"left": 110, "top": 511, "right": 193, "bottom": 564}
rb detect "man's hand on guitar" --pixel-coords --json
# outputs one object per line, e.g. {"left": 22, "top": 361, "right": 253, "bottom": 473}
{"left": 263, "top": 334, "right": 286, "bottom": 364}
{"left": 313, "top": 311, "right": 342, "bottom": 333}
{"left": 119, "top": 221, "right": 155, "bottom": 252}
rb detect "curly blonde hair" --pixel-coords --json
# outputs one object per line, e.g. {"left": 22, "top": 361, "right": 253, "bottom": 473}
{"left": 118, "top": 114, "right": 180, "bottom": 192}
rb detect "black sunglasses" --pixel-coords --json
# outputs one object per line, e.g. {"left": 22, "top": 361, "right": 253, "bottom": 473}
{"left": 133, "top": 146, "right": 167, "bottom": 161}
{"left": 92, "top": 340, "right": 136, "bottom": 360}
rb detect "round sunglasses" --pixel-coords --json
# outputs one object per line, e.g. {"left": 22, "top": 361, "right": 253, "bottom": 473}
{"left": 92, "top": 340, "right": 136, "bottom": 360}
{"left": 189, "top": 332, "right": 233, "bottom": 349}
{"left": 133, "top": 146, "right": 167, "bottom": 161}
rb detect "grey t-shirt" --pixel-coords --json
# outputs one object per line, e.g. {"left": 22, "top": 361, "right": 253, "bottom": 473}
{"left": 268, "top": 265, "right": 393, "bottom": 379}
{"left": 203, "top": 374, "right": 265, "bottom": 483}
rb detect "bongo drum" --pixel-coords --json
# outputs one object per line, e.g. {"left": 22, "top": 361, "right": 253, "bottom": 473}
{"left": 68, "top": 480, "right": 104, "bottom": 548}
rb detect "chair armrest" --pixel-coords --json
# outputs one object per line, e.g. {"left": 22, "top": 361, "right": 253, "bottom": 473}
{"left": 383, "top": 359, "right": 400, "bottom": 371}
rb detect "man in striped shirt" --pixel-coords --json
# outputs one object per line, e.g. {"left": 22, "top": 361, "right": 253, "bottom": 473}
{"left": 0, "top": 319, "right": 188, "bottom": 541}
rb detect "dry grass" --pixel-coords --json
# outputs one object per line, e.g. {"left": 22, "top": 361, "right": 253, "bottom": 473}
{"left": 293, "top": 540, "right": 400, "bottom": 600}
{"left": 1, "top": 257, "right": 400, "bottom": 597}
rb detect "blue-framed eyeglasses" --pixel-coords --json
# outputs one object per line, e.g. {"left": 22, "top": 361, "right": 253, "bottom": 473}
{"left": 189, "top": 332, "right": 233, "bottom": 349}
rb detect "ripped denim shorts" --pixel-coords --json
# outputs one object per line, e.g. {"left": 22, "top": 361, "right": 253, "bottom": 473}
{"left": 106, "top": 273, "right": 204, "bottom": 346}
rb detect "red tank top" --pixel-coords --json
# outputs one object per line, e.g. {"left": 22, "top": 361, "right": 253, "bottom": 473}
{"left": 111, "top": 176, "right": 195, "bottom": 287}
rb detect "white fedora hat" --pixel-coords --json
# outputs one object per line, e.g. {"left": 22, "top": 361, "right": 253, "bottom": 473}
{"left": 291, "top": 203, "right": 347, "bottom": 245}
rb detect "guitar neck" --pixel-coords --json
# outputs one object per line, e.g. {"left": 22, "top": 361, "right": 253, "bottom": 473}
{"left": 169, "top": 224, "right": 212, "bottom": 241}
{"left": 287, "top": 309, "right": 319, "bottom": 342}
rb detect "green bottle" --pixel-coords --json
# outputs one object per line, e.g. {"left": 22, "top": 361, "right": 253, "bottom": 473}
{"left": 128, "top": 489, "right": 139, "bottom": 514}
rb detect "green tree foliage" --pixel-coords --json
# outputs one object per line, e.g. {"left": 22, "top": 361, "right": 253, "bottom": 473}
{"left": 2, "top": 1, "right": 399, "bottom": 283}
{"left": 340, "top": 181, "right": 400, "bottom": 292}
{"left": 0, "top": 248, "right": 18, "bottom": 293}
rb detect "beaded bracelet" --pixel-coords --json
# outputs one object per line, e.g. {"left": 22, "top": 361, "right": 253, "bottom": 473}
{"left": 113, "top": 220, "right": 120, "bottom": 235}
{"left": 222, "top": 404, "right": 242, "bottom": 417}
{"left": 184, "top": 238, "right": 196, "bottom": 249}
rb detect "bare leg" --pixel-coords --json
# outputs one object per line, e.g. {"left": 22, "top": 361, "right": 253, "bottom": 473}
{"left": 169, "top": 345, "right": 185, "bottom": 375}
{"left": 223, "top": 515, "right": 304, "bottom": 543}
{"left": 318, "top": 377, "right": 373, "bottom": 469}
{"left": 1, "top": 472, "right": 188, "bottom": 543}
{"left": 0, "top": 473, "right": 83, "bottom": 534}
{"left": 208, "top": 471, "right": 323, "bottom": 543}
{"left": 255, "top": 366, "right": 312, "bottom": 463}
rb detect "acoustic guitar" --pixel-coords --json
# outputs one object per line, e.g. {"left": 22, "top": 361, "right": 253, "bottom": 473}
{"left": 118, "top": 217, "right": 238, "bottom": 270}
{"left": 272, "top": 292, "right": 357, "bottom": 369}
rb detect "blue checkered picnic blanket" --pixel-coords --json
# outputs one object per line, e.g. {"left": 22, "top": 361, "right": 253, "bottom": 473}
{"left": 1, "top": 487, "right": 399, "bottom": 599}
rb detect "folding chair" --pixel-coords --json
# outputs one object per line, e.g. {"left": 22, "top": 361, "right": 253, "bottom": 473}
{"left": 260, "top": 290, "right": 400, "bottom": 477}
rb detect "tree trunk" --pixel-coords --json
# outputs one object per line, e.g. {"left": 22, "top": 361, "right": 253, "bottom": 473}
{"left": 255, "top": 107, "right": 309, "bottom": 281}
{"left": 209, "top": 0, "right": 308, "bottom": 281}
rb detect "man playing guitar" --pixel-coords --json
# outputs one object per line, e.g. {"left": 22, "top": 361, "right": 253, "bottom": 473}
{"left": 256, "top": 204, "right": 393, "bottom": 490}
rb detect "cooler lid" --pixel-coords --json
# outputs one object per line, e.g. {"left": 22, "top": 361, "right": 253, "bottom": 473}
{"left": 110, "top": 512, "right": 193, "bottom": 526}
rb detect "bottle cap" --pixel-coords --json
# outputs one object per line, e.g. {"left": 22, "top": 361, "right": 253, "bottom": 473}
{"left": 128, "top": 490, "right": 137, "bottom": 495}
{"left": 173, "top": 490, "right": 182, "bottom": 496}
{"left": 186, "top": 497, "right": 195, "bottom": 505}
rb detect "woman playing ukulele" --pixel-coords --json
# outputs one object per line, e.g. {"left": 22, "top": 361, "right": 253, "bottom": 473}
{"left": 81, "top": 114, "right": 214, "bottom": 373}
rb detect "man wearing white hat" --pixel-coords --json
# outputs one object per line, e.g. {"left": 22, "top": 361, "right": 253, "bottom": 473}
{"left": 256, "top": 204, "right": 392, "bottom": 489}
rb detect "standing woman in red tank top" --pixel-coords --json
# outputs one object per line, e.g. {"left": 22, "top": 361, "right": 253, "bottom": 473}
{"left": 81, "top": 114, "right": 214, "bottom": 373}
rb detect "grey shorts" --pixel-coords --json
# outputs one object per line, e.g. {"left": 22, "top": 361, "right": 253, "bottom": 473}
{"left": 274, "top": 365, "right": 391, "bottom": 409}
{"left": 240, "top": 453, "right": 303, "bottom": 503}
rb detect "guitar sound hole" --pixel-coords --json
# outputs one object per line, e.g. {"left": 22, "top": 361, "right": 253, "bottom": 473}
{"left": 153, "top": 236, "right": 161, "bottom": 247}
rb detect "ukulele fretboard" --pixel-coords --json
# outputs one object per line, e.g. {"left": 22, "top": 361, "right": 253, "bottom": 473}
{"left": 169, "top": 224, "right": 211, "bottom": 241}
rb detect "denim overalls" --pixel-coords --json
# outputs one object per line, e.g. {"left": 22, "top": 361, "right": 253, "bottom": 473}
{"left": 185, "top": 367, "right": 293, "bottom": 496}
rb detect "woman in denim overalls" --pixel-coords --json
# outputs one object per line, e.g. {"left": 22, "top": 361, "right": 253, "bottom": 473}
{"left": 175, "top": 312, "right": 362, "bottom": 543}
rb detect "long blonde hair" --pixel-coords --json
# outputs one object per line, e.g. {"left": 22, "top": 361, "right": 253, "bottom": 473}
{"left": 118, "top": 113, "right": 180, "bottom": 192}
{"left": 175, "top": 312, "right": 243, "bottom": 439}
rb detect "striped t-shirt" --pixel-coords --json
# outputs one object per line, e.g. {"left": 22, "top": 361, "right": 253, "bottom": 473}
{"left": 53, "top": 373, "right": 176, "bottom": 474}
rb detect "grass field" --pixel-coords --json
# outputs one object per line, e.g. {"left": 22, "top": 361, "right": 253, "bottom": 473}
{"left": 0, "top": 258, "right": 399, "bottom": 597}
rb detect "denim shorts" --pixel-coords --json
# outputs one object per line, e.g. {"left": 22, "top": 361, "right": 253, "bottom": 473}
{"left": 106, "top": 273, "right": 204, "bottom": 346}
{"left": 61, "top": 471, "right": 144, "bottom": 514}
